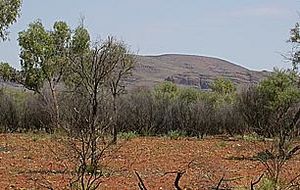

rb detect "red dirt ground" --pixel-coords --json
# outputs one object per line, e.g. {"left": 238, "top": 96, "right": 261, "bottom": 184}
{"left": 0, "top": 134, "right": 300, "bottom": 190}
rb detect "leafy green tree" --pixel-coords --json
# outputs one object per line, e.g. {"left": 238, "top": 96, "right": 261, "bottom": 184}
{"left": 0, "top": 62, "right": 16, "bottom": 82}
{"left": 154, "top": 81, "right": 178, "bottom": 100}
{"left": 258, "top": 69, "right": 300, "bottom": 110}
{"left": 239, "top": 70, "right": 300, "bottom": 137}
{"left": 209, "top": 78, "right": 236, "bottom": 105}
{"left": 210, "top": 78, "right": 236, "bottom": 95}
{"left": 18, "top": 20, "right": 72, "bottom": 130}
{"left": 70, "top": 24, "right": 90, "bottom": 55}
{"left": 259, "top": 70, "right": 300, "bottom": 135}
{"left": 289, "top": 22, "right": 300, "bottom": 72}
{"left": 287, "top": 22, "right": 300, "bottom": 138}
{"left": 252, "top": 21, "right": 300, "bottom": 187}
{"left": 0, "top": 0, "right": 22, "bottom": 41}
{"left": 256, "top": 70, "right": 300, "bottom": 186}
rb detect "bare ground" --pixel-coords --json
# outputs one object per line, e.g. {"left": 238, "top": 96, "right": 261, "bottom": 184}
{"left": 0, "top": 134, "right": 299, "bottom": 190}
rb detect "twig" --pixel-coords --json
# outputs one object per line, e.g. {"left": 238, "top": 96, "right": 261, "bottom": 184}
{"left": 251, "top": 173, "right": 264, "bottom": 190}
{"left": 163, "top": 171, "right": 186, "bottom": 190}
{"left": 215, "top": 176, "right": 224, "bottom": 190}
{"left": 135, "top": 171, "right": 148, "bottom": 190}
{"left": 174, "top": 171, "right": 186, "bottom": 190}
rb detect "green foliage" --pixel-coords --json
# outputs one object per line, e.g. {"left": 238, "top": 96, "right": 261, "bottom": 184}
{"left": 118, "top": 131, "right": 138, "bottom": 140}
{"left": 166, "top": 130, "right": 187, "bottom": 140}
{"left": 70, "top": 24, "right": 90, "bottom": 55}
{"left": 154, "top": 82, "right": 201, "bottom": 104}
{"left": 176, "top": 87, "right": 199, "bottom": 103}
{"left": 0, "top": 0, "right": 22, "bottom": 41}
{"left": 205, "top": 78, "right": 237, "bottom": 106}
{"left": 239, "top": 133, "right": 264, "bottom": 142}
{"left": 210, "top": 78, "right": 236, "bottom": 95}
{"left": 62, "top": 25, "right": 91, "bottom": 88}
{"left": 51, "top": 21, "right": 71, "bottom": 63}
{"left": 255, "top": 150, "right": 275, "bottom": 162}
{"left": 258, "top": 69, "right": 300, "bottom": 111}
{"left": 18, "top": 20, "right": 72, "bottom": 92}
{"left": 290, "top": 22, "right": 300, "bottom": 71}
{"left": 85, "top": 164, "right": 97, "bottom": 174}
{"left": 18, "top": 20, "right": 53, "bottom": 91}
{"left": 256, "top": 70, "right": 300, "bottom": 187}
{"left": 152, "top": 79, "right": 236, "bottom": 106}
{"left": 257, "top": 178, "right": 280, "bottom": 190}
{"left": 0, "top": 62, "right": 16, "bottom": 82}
{"left": 216, "top": 141, "right": 227, "bottom": 148}
{"left": 2, "top": 87, "right": 27, "bottom": 105}
{"left": 154, "top": 81, "right": 178, "bottom": 100}
{"left": 238, "top": 70, "right": 300, "bottom": 137}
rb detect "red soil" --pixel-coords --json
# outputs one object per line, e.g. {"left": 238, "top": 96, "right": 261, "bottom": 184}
{"left": 0, "top": 134, "right": 299, "bottom": 190}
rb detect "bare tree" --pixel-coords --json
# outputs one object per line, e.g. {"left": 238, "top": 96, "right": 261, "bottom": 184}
{"left": 107, "top": 38, "right": 135, "bottom": 143}
{"left": 64, "top": 37, "right": 134, "bottom": 189}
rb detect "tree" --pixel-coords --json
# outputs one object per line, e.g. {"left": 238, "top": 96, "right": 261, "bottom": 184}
{"left": 289, "top": 22, "right": 300, "bottom": 127}
{"left": 258, "top": 69, "right": 300, "bottom": 111}
{"left": 66, "top": 36, "right": 134, "bottom": 189}
{"left": 249, "top": 70, "right": 300, "bottom": 186}
{"left": 289, "top": 22, "right": 300, "bottom": 72}
{"left": 18, "top": 20, "right": 71, "bottom": 131}
{"left": 209, "top": 78, "right": 236, "bottom": 105}
{"left": 0, "top": 62, "right": 16, "bottom": 82}
{"left": 176, "top": 87, "right": 199, "bottom": 104}
{"left": 240, "top": 21, "right": 300, "bottom": 188}
{"left": 0, "top": 0, "right": 22, "bottom": 41}
{"left": 154, "top": 81, "right": 178, "bottom": 100}
{"left": 107, "top": 37, "right": 135, "bottom": 143}
{"left": 210, "top": 78, "right": 236, "bottom": 95}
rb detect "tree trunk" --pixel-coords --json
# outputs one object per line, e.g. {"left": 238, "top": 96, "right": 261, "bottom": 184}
{"left": 90, "top": 87, "right": 98, "bottom": 168}
{"left": 50, "top": 84, "right": 60, "bottom": 133}
{"left": 112, "top": 94, "right": 117, "bottom": 144}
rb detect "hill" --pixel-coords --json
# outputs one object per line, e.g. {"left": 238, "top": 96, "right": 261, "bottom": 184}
{"left": 129, "top": 54, "right": 269, "bottom": 89}
{"left": 0, "top": 54, "right": 270, "bottom": 90}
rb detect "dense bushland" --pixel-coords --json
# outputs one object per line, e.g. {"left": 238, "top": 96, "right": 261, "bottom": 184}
{"left": 117, "top": 81, "right": 242, "bottom": 137}
{"left": 1, "top": 70, "right": 299, "bottom": 140}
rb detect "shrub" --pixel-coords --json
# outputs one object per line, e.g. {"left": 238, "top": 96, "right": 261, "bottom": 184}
{"left": 22, "top": 94, "right": 52, "bottom": 132}
{"left": 237, "top": 85, "right": 272, "bottom": 136}
{"left": 0, "top": 88, "right": 19, "bottom": 132}
{"left": 166, "top": 130, "right": 187, "bottom": 140}
{"left": 118, "top": 131, "right": 138, "bottom": 140}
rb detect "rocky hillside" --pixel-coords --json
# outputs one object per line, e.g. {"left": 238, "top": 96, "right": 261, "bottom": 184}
{"left": 129, "top": 54, "right": 269, "bottom": 89}
{"left": 0, "top": 54, "right": 269, "bottom": 91}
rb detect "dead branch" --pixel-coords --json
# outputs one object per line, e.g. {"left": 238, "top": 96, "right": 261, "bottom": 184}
{"left": 174, "top": 171, "right": 186, "bottom": 190}
{"left": 215, "top": 176, "right": 224, "bottom": 190}
{"left": 135, "top": 171, "right": 148, "bottom": 190}
{"left": 164, "top": 171, "right": 186, "bottom": 190}
{"left": 250, "top": 173, "right": 264, "bottom": 190}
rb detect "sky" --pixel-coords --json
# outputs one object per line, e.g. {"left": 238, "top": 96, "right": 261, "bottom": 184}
{"left": 0, "top": 0, "right": 299, "bottom": 71}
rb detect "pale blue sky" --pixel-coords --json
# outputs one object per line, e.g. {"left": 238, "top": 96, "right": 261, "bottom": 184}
{"left": 0, "top": 0, "right": 299, "bottom": 70}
